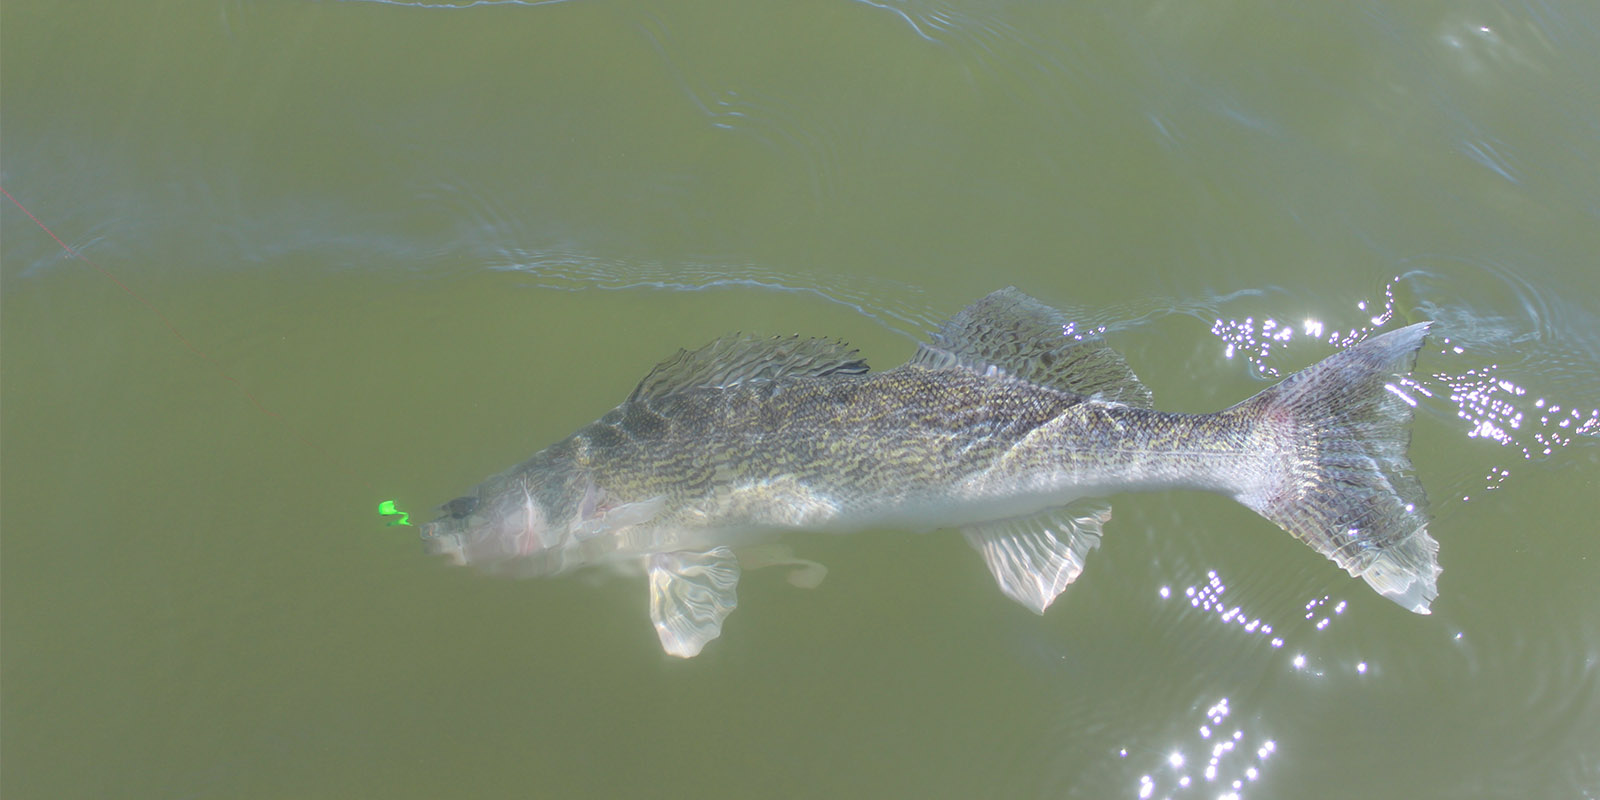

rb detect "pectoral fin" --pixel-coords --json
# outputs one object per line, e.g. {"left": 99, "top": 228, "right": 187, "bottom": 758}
{"left": 647, "top": 547, "right": 741, "bottom": 658}
{"left": 963, "top": 501, "right": 1111, "bottom": 614}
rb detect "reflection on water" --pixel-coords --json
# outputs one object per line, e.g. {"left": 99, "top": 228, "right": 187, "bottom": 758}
{"left": 1124, "top": 554, "right": 1508, "bottom": 800}
{"left": 1132, "top": 268, "right": 1597, "bottom": 799}
{"left": 1173, "top": 572, "right": 1278, "bottom": 645}
{"left": 1094, "top": 261, "right": 1596, "bottom": 799}
{"left": 1208, "top": 274, "right": 1599, "bottom": 506}
{"left": 1123, "top": 695, "right": 1275, "bottom": 800}
{"left": 1126, "top": 577, "right": 1278, "bottom": 798}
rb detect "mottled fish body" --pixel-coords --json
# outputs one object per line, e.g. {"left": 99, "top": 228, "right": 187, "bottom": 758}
{"left": 422, "top": 289, "right": 1439, "bottom": 657}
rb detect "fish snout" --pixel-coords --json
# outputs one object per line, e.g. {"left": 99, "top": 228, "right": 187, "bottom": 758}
{"left": 416, "top": 489, "right": 555, "bottom": 566}
{"left": 418, "top": 518, "right": 469, "bottom": 565}
{"left": 417, "top": 494, "right": 482, "bottom": 565}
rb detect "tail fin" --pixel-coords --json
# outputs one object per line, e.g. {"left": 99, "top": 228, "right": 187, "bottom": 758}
{"left": 1231, "top": 323, "right": 1441, "bottom": 613}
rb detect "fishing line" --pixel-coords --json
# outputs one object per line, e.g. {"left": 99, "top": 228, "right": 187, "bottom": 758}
{"left": 2, "top": 184, "right": 411, "bottom": 526}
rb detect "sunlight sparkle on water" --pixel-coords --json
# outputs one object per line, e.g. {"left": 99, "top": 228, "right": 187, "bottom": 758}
{"left": 1302, "top": 595, "right": 1345, "bottom": 635}
{"left": 1384, "top": 383, "right": 1419, "bottom": 407}
{"left": 1169, "top": 571, "right": 1276, "bottom": 639}
{"left": 1212, "top": 282, "right": 1397, "bottom": 374}
{"left": 1146, "top": 568, "right": 1393, "bottom": 795}
{"left": 1212, "top": 279, "right": 1599, "bottom": 501}
{"left": 1061, "top": 321, "right": 1107, "bottom": 342}
{"left": 1437, "top": 362, "right": 1600, "bottom": 493}
{"left": 1122, "top": 695, "right": 1278, "bottom": 800}
{"left": 1162, "top": 571, "right": 1371, "bottom": 674}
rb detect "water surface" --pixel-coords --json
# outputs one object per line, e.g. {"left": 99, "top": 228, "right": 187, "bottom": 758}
{"left": 4, "top": 1, "right": 1598, "bottom": 797}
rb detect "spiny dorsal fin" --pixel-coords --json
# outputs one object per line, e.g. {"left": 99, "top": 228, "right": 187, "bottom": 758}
{"left": 911, "top": 287, "right": 1152, "bottom": 407}
{"left": 629, "top": 334, "right": 868, "bottom": 403}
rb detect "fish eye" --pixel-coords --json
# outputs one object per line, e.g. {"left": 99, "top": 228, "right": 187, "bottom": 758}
{"left": 443, "top": 496, "right": 479, "bottom": 519}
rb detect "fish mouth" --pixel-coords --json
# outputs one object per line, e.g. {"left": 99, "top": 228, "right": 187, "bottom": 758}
{"left": 418, "top": 520, "right": 468, "bottom": 565}
{"left": 418, "top": 494, "right": 483, "bottom": 564}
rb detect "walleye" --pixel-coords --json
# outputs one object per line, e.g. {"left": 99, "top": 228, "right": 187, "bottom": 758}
{"left": 421, "top": 289, "right": 1440, "bottom": 657}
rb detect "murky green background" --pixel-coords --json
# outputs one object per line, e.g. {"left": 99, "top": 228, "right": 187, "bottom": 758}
{"left": 4, "top": 1, "right": 1598, "bottom": 797}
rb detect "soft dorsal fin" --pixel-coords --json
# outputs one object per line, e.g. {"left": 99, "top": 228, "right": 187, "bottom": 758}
{"left": 629, "top": 335, "right": 868, "bottom": 403}
{"left": 912, "top": 287, "right": 1152, "bottom": 407}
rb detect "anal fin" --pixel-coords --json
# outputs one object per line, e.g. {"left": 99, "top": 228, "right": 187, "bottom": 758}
{"left": 963, "top": 501, "right": 1111, "bottom": 614}
{"left": 648, "top": 547, "right": 741, "bottom": 658}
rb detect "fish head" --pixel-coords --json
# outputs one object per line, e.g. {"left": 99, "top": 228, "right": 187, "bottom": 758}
{"left": 419, "top": 455, "right": 593, "bottom": 570}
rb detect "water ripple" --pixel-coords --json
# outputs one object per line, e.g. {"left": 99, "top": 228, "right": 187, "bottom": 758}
{"left": 334, "top": 0, "right": 583, "bottom": 8}
{"left": 490, "top": 247, "right": 947, "bottom": 340}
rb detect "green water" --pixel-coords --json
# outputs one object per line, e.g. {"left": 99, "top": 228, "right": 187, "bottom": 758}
{"left": 4, "top": 1, "right": 1598, "bottom": 798}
